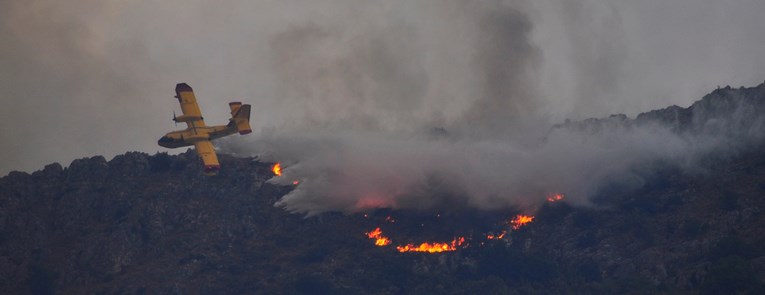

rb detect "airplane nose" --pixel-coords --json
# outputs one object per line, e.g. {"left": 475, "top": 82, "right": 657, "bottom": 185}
{"left": 158, "top": 136, "right": 172, "bottom": 147}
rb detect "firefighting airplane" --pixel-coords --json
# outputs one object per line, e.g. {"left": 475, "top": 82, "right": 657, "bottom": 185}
{"left": 158, "top": 83, "right": 251, "bottom": 175}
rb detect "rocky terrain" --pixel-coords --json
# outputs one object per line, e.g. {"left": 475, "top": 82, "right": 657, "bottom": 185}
{"left": 3, "top": 84, "right": 765, "bottom": 294}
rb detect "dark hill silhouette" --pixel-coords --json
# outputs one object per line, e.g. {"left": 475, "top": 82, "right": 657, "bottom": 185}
{"left": 3, "top": 83, "right": 765, "bottom": 294}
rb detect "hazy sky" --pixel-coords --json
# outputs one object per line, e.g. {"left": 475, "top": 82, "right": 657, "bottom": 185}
{"left": 1, "top": 0, "right": 764, "bottom": 176}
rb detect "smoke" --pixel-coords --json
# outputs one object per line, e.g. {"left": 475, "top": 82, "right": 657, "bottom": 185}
{"left": 226, "top": 85, "right": 765, "bottom": 216}
{"left": 212, "top": 0, "right": 765, "bottom": 215}
{"left": 2, "top": 0, "right": 765, "bottom": 213}
{"left": 215, "top": 0, "right": 553, "bottom": 215}
{"left": 530, "top": 0, "right": 765, "bottom": 119}
{"left": 262, "top": 1, "right": 540, "bottom": 134}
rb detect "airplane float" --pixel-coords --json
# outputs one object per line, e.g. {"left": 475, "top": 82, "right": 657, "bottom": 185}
{"left": 158, "top": 83, "right": 251, "bottom": 175}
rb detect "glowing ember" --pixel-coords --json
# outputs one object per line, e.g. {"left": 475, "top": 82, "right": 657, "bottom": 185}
{"left": 396, "top": 237, "right": 466, "bottom": 253}
{"left": 385, "top": 216, "right": 396, "bottom": 223}
{"left": 292, "top": 180, "right": 299, "bottom": 185}
{"left": 510, "top": 214, "right": 535, "bottom": 230}
{"left": 365, "top": 227, "right": 392, "bottom": 246}
{"left": 547, "top": 193, "right": 565, "bottom": 202}
{"left": 271, "top": 163, "right": 282, "bottom": 176}
{"left": 487, "top": 230, "right": 507, "bottom": 240}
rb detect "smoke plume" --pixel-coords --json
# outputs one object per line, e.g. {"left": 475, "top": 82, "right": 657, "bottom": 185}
{"left": 214, "top": 0, "right": 765, "bottom": 215}
{"left": 3, "top": 0, "right": 765, "bottom": 215}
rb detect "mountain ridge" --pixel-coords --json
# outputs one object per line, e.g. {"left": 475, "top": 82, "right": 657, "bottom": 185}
{"left": 3, "top": 84, "right": 765, "bottom": 293}
{"left": 557, "top": 82, "right": 765, "bottom": 135}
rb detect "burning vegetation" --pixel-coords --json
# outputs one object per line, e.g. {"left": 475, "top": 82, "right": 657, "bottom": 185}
{"left": 510, "top": 214, "right": 535, "bottom": 230}
{"left": 486, "top": 231, "right": 507, "bottom": 240}
{"left": 364, "top": 227, "right": 467, "bottom": 253}
{"left": 365, "top": 227, "right": 392, "bottom": 246}
{"left": 271, "top": 163, "right": 282, "bottom": 176}
{"left": 396, "top": 237, "right": 466, "bottom": 253}
{"left": 353, "top": 191, "right": 565, "bottom": 253}
{"left": 271, "top": 163, "right": 300, "bottom": 185}
{"left": 363, "top": 211, "right": 546, "bottom": 253}
{"left": 278, "top": 157, "right": 556, "bottom": 253}
{"left": 547, "top": 193, "right": 565, "bottom": 202}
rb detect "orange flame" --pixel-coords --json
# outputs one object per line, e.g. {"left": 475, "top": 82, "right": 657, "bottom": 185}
{"left": 510, "top": 214, "right": 535, "bottom": 230}
{"left": 487, "top": 230, "right": 507, "bottom": 240}
{"left": 396, "top": 237, "right": 466, "bottom": 253}
{"left": 365, "top": 227, "right": 392, "bottom": 246}
{"left": 547, "top": 193, "right": 565, "bottom": 202}
{"left": 272, "top": 163, "right": 282, "bottom": 176}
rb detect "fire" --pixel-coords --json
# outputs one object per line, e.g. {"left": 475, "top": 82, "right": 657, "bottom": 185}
{"left": 365, "top": 227, "right": 392, "bottom": 246}
{"left": 510, "top": 214, "right": 535, "bottom": 230}
{"left": 487, "top": 230, "right": 507, "bottom": 240}
{"left": 292, "top": 180, "right": 299, "bottom": 185}
{"left": 364, "top": 227, "right": 467, "bottom": 253}
{"left": 547, "top": 193, "right": 565, "bottom": 202}
{"left": 271, "top": 163, "right": 282, "bottom": 176}
{"left": 396, "top": 237, "right": 466, "bottom": 253}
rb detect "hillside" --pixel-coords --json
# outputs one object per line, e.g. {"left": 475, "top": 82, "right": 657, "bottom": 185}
{"left": 3, "top": 84, "right": 765, "bottom": 294}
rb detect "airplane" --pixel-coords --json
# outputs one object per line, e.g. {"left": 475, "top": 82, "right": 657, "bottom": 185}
{"left": 158, "top": 83, "right": 252, "bottom": 176}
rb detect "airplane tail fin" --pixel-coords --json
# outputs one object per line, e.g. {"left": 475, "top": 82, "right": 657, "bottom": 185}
{"left": 228, "top": 102, "right": 252, "bottom": 135}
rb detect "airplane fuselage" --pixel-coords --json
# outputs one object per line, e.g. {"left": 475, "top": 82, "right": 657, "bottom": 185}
{"left": 157, "top": 125, "right": 237, "bottom": 149}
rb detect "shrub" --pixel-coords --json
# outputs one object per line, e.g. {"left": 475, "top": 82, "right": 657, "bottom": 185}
{"left": 709, "top": 236, "right": 758, "bottom": 260}
{"left": 27, "top": 265, "right": 57, "bottom": 295}
{"left": 701, "top": 255, "right": 760, "bottom": 295}
{"left": 148, "top": 152, "right": 174, "bottom": 172}
{"left": 572, "top": 211, "right": 598, "bottom": 228}
{"left": 681, "top": 218, "right": 709, "bottom": 238}
{"left": 576, "top": 231, "right": 599, "bottom": 249}
{"left": 719, "top": 193, "right": 740, "bottom": 211}
{"left": 293, "top": 274, "right": 336, "bottom": 294}
{"left": 476, "top": 244, "right": 558, "bottom": 282}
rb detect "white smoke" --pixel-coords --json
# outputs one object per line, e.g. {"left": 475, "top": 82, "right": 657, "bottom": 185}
{"left": 223, "top": 86, "right": 765, "bottom": 216}
{"left": 210, "top": 0, "right": 765, "bottom": 216}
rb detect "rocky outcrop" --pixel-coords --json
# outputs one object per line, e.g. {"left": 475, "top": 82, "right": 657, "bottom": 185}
{"left": 558, "top": 82, "right": 765, "bottom": 138}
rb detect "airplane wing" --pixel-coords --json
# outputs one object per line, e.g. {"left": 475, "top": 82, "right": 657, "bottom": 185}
{"left": 194, "top": 140, "right": 220, "bottom": 175}
{"left": 175, "top": 83, "right": 207, "bottom": 128}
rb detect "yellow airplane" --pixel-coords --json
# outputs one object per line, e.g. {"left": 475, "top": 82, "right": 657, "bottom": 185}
{"left": 158, "top": 83, "right": 252, "bottom": 175}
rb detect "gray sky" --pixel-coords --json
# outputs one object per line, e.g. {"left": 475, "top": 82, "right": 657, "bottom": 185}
{"left": 2, "top": 0, "right": 765, "bottom": 176}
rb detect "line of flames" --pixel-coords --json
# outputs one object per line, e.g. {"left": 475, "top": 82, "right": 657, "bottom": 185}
{"left": 364, "top": 213, "right": 538, "bottom": 253}
{"left": 396, "top": 237, "right": 466, "bottom": 253}
{"left": 365, "top": 227, "right": 467, "bottom": 253}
